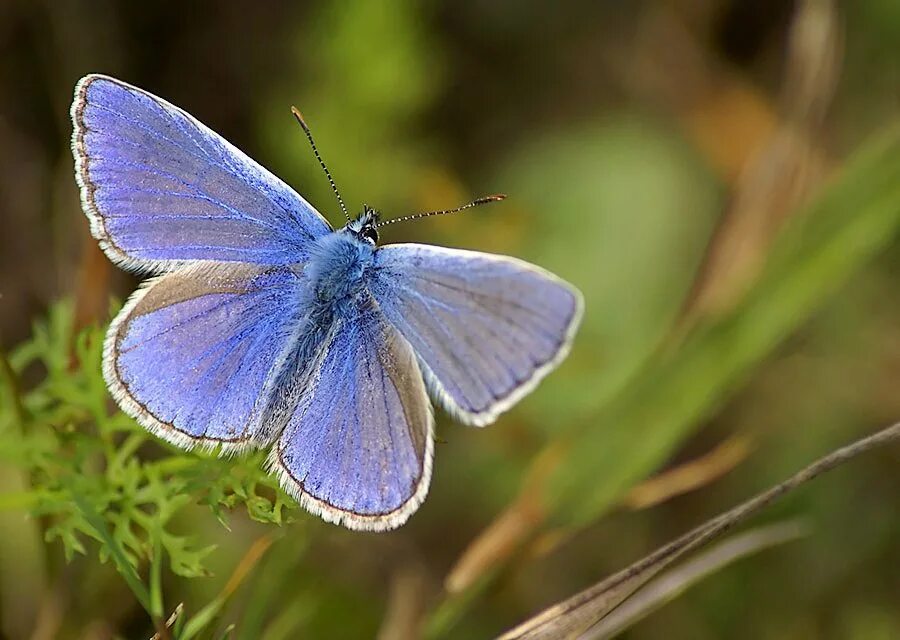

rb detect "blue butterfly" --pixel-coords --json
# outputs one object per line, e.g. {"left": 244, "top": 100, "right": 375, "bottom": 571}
{"left": 70, "top": 74, "right": 583, "bottom": 531}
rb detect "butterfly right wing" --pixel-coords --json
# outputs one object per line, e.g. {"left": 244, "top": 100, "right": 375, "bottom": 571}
{"left": 372, "top": 244, "right": 583, "bottom": 427}
{"left": 106, "top": 262, "right": 312, "bottom": 451}
{"left": 72, "top": 74, "right": 332, "bottom": 272}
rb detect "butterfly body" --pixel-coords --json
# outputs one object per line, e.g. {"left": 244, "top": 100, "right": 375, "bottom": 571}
{"left": 71, "top": 74, "right": 583, "bottom": 530}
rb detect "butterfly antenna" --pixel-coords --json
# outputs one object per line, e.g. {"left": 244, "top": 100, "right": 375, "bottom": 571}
{"left": 376, "top": 194, "right": 506, "bottom": 228}
{"left": 291, "top": 106, "right": 350, "bottom": 222}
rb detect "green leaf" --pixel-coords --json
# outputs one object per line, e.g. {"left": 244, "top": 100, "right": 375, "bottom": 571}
{"left": 162, "top": 531, "right": 215, "bottom": 578}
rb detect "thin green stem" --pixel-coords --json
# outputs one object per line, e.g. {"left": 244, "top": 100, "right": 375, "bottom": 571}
{"left": 71, "top": 492, "right": 153, "bottom": 615}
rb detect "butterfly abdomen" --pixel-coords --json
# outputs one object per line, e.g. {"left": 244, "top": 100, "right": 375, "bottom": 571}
{"left": 305, "top": 232, "right": 375, "bottom": 313}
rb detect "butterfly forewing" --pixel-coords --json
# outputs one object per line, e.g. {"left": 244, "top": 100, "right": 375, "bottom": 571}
{"left": 72, "top": 74, "right": 332, "bottom": 272}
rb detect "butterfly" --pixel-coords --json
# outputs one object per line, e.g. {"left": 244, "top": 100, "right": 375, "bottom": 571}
{"left": 70, "top": 74, "right": 583, "bottom": 531}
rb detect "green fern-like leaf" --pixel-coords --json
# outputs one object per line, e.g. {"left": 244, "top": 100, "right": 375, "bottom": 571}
{"left": 0, "top": 300, "right": 302, "bottom": 596}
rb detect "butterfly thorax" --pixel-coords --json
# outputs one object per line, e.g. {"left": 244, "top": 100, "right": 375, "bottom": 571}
{"left": 305, "top": 229, "right": 376, "bottom": 313}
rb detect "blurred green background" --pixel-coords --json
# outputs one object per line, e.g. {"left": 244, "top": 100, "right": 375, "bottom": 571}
{"left": 1, "top": 1, "right": 899, "bottom": 638}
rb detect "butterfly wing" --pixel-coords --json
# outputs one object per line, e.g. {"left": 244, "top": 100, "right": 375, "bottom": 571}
{"left": 71, "top": 74, "right": 332, "bottom": 272}
{"left": 372, "top": 243, "right": 583, "bottom": 426}
{"left": 106, "top": 261, "right": 312, "bottom": 451}
{"left": 269, "top": 299, "right": 434, "bottom": 531}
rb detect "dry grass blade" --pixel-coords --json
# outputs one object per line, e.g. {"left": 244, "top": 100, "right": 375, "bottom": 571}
{"left": 623, "top": 6, "right": 777, "bottom": 182}
{"left": 623, "top": 434, "right": 753, "bottom": 510}
{"left": 587, "top": 521, "right": 807, "bottom": 639}
{"left": 496, "top": 422, "right": 900, "bottom": 640}
{"left": 377, "top": 564, "right": 430, "bottom": 640}
{"left": 445, "top": 445, "right": 563, "bottom": 594}
{"left": 445, "top": 500, "right": 539, "bottom": 595}
{"left": 179, "top": 533, "right": 278, "bottom": 640}
{"left": 149, "top": 603, "right": 183, "bottom": 640}
{"left": 682, "top": 0, "right": 841, "bottom": 321}
{"left": 781, "top": 0, "right": 842, "bottom": 127}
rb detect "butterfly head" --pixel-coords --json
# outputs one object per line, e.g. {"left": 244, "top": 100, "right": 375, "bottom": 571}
{"left": 344, "top": 206, "right": 381, "bottom": 246}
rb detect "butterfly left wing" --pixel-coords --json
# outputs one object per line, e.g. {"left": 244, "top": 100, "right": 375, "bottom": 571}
{"left": 371, "top": 243, "right": 583, "bottom": 426}
{"left": 72, "top": 74, "right": 332, "bottom": 272}
{"left": 269, "top": 300, "right": 434, "bottom": 531}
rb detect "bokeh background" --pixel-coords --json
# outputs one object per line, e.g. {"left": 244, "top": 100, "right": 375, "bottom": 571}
{"left": 1, "top": 1, "right": 899, "bottom": 638}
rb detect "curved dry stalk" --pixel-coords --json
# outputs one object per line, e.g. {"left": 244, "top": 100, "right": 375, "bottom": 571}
{"left": 588, "top": 520, "right": 808, "bottom": 639}
{"left": 498, "top": 421, "right": 900, "bottom": 640}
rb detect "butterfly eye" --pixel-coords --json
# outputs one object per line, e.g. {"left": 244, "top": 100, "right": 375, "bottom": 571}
{"left": 360, "top": 226, "right": 379, "bottom": 245}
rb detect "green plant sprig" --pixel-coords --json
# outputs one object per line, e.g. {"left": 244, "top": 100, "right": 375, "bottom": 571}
{"left": 0, "top": 301, "right": 299, "bottom": 613}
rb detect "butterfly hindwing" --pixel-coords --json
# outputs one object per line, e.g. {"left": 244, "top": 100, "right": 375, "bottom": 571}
{"left": 270, "top": 298, "right": 434, "bottom": 531}
{"left": 106, "top": 262, "right": 310, "bottom": 451}
{"left": 372, "top": 243, "right": 583, "bottom": 426}
{"left": 72, "top": 74, "right": 332, "bottom": 272}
